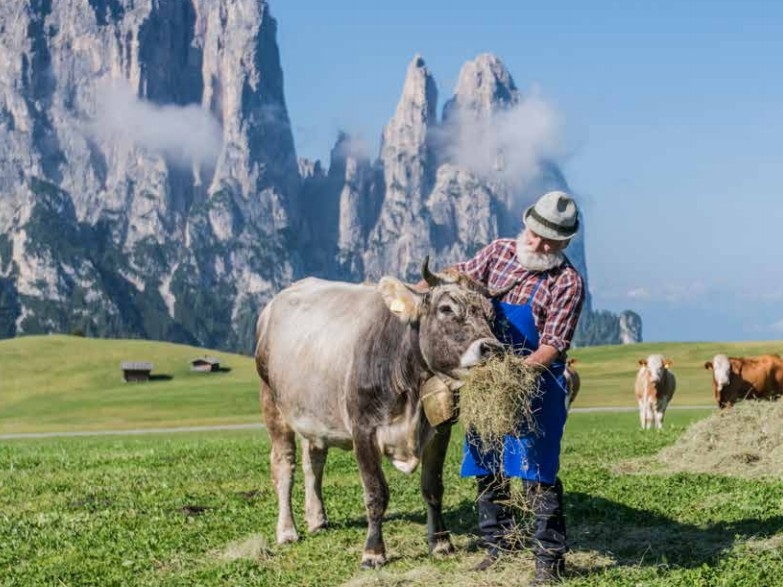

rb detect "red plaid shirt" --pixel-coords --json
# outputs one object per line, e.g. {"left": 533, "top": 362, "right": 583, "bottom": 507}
{"left": 453, "top": 238, "right": 585, "bottom": 353}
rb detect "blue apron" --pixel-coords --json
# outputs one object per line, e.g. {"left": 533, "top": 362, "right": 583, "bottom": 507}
{"left": 460, "top": 276, "right": 568, "bottom": 484}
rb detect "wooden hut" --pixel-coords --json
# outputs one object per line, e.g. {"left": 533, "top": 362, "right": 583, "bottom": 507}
{"left": 121, "top": 361, "right": 153, "bottom": 382}
{"left": 190, "top": 356, "right": 221, "bottom": 372}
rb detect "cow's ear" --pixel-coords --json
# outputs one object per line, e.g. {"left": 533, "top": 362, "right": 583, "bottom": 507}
{"left": 568, "top": 358, "right": 577, "bottom": 366}
{"left": 378, "top": 277, "right": 423, "bottom": 322}
{"left": 638, "top": 359, "right": 647, "bottom": 366}
{"left": 664, "top": 359, "right": 673, "bottom": 369}
{"left": 704, "top": 361, "right": 713, "bottom": 370}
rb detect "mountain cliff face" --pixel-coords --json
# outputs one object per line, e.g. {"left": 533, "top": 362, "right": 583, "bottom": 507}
{"left": 0, "top": 0, "right": 639, "bottom": 351}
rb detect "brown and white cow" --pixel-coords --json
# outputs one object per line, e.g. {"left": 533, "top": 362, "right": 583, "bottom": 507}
{"left": 255, "top": 260, "right": 503, "bottom": 568}
{"left": 635, "top": 354, "right": 676, "bottom": 430}
{"left": 565, "top": 358, "right": 581, "bottom": 409}
{"left": 704, "top": 353, "right": 783, "bottom": 408}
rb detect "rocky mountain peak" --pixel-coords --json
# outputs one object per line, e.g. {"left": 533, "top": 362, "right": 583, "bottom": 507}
{"left": 381, "top": 54, "right": 438, "bottom": 158}
{"left": 0, "top": 6, "right": 642, "bottom": 350}
{"left": 444, "top": 53, "right": 520, "bottom": 122}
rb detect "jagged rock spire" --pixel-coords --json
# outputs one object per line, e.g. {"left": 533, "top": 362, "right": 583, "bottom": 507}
{"left": 363, "top": 55, "right": 439, "bottom": 280}
{"left": 443, "top": 53, "right": 520, "bottom": 122}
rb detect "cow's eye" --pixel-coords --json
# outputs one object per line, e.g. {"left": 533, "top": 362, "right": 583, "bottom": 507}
{"left": 438, "top": 304, "right": 455, "bottom": 315}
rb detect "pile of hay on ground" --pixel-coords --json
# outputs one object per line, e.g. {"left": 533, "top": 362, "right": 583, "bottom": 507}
{"left": 654, "top": 401, "right": 783, "bottom": 478}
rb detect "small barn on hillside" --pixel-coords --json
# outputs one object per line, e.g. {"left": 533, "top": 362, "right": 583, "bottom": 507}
{"left": 190, "top": 356, "right": 221, "bottom": 372}
{"left": 121, "top": 361, "right": 154, "bottom": 382}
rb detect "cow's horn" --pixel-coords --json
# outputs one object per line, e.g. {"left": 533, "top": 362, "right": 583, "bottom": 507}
{"left": 421, "top": 255, "right": 442, "bottom": 288}
{"left": 488, "top": 282, "right": 516, "bottom": 299}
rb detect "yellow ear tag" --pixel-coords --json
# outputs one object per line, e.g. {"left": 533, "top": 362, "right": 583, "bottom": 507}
{"left": 390, "top": 299, "right": 406, "bottom": 314}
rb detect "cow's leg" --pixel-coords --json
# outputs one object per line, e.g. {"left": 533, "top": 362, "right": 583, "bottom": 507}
{"left": 637, "top": 402, "right": 645, "bottom": 430}
{"left": 261, "top": 380, "right": 298, "bottom": 544}
{"left": 654, "top": 404, "right": 666, "bottom": 430}
{"left": 354, "top": 432, "right": 389, "bottom": 569}
{"left": 644, "top": 400, "right": 654, "bottom": 430}
{"left": 420, "top": 425, "right": 455, "bottom": 556}
{"left": 301, "top": 437, "right": 328, "bottom": 533}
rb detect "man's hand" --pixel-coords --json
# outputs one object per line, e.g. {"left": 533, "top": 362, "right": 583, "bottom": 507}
{"left": 524, "top": 344, "right": 561, "bottom": 370}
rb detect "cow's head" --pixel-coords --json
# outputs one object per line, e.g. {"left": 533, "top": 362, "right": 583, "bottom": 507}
{"left": 378, "top": 257, "right": 503, "bottom": 380}
{"left": 704, "top": 354, "right": 734, "bottom": 407}
{"left": 639, "top": 355, "right": 672, "bottom": 390}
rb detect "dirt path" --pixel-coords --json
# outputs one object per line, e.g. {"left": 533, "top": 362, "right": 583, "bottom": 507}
{"left": 0, "top": 406, "right": 714, "bottom": 441}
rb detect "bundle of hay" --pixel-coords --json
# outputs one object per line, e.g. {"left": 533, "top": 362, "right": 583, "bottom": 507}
{"left": 459, "top": 353, "right": 540, "bottom": 448}
{"left": 655, "top": 401, "right": 783, "bottom": 478}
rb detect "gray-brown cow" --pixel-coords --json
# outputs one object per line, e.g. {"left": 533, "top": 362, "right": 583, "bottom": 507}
{"left": 255, "top": 260, "right": 503, "bottom": 568}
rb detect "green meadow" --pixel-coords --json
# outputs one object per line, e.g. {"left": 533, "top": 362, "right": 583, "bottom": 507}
{"left": 0, "top": 335, "right": 259, "bottom": 434}
{"left": 571, "top": 339, "right": 783, "bottom": 407}
{"left": 2, "top": 335, "right": 782, "bottom": 434}
{"left": 2, "top": 335, "right": 783, "bottom": 585}
{"left": 3, "top": 412, "right": 783, "bottom": 586}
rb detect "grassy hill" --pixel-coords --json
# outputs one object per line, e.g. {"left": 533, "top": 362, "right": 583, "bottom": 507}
{"left": 570, "top": 340, "right": 783, "bottom": 407}
{"left": 2, "top": 335, "right": 782, "bottom": 434}
{"left": 0, "top": 335, "right": 259, "bottom": 434}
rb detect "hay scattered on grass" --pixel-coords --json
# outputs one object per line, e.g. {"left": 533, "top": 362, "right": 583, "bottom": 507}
{"left": 459, "top": 353, "right": 540, "bottom": 447}
{"left": 216, "top": 534, "right": 273, "bottom": 562}
{"left": 644, "top": 401, "right": 783, "bottom": 478}
{"left": 341, "top": 557, "right": 535, "bottom": 587}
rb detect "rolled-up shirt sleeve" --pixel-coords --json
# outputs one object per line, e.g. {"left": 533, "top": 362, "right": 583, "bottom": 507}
{"left": 539, "top": 270, "right": 585, "bottom": 353}
{"left": 452, "top": 241, "right": 498, "bottom": 286}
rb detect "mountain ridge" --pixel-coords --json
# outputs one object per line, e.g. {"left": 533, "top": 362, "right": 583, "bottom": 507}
{"left": 0, "top": 0, "right": 640, "bottom": 351}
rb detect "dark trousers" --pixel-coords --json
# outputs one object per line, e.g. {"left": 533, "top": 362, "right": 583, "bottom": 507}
{"left": 477, "top": 474, "right": 567, "bottom": 562}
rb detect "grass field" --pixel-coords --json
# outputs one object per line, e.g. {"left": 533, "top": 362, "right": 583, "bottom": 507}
{"left": 3, "top": 336, "right": 783, "bottom": 584}
{"left": 0, "top": 335, "right": 260, "bottom": 434}
{"left": 3, "top": 411, "right": 783, "bottom": 586}
{"left": 570, "top": 339, "right": 783, "bottom": 407}
{"left": 2, "top": 335, "right": 783, "bottom": 435}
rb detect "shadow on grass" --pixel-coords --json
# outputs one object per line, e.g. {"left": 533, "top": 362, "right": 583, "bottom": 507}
{"left": 149, "top": 374, "right": 174, "bottom": 381}
{"left": 337, "top": 490, "right": 783, "bottom": 576}
{"left": 567, "top": 492, "right": 783, "bottom": 573}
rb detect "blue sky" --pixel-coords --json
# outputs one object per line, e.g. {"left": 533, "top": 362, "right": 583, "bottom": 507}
{"left": 271, "top": 1, "right": 783, "bottom": 343}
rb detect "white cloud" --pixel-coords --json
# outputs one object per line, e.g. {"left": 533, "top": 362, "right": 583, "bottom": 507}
{"left": 620, "top": 282, "right": 709, "bottom": 304}
{"left": 627, "top": 287, "right": 651, "bottom": 300}
{"left": 437, "top": 87, "right": 567, "bottom": 190}
{"left": 87, "top": 79, "right": 223, "bottom": 167}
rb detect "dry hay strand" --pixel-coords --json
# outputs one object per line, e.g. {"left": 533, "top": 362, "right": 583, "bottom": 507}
{"left": 459, "top": 354, "right": 542, "bottom": 537}
{"left": 341, "top": 556, "right": 535, "bottom": 587}
{"left": 459, "top": 353, "right": 540, "bottom": 449}
{"left": 652, "top": 400, "right": 783, "bottom": 478}
{"left": 215, "top": 534, "right": 273, "bottom": 562}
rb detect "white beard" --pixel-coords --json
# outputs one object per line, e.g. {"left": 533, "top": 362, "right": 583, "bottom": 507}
{"left": 515, "top": 234, "right": 565, "bottom": 272}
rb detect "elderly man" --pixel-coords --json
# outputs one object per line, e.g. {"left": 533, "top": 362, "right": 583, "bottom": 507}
{"left": 455, "top": 191, "right": 585, "bottom": 585}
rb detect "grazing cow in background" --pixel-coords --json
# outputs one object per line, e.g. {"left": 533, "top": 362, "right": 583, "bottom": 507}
{"left": 565, "top": 358, "right": 581, "bottom": 409}
{"left": 704, "top": 353, "right": 783, "bottom": 408}
{"left": 255, "top": 259, "right": 503, "bottom": 568}
{"left": 635, "top": 354, "right": 676, "bottom": 430}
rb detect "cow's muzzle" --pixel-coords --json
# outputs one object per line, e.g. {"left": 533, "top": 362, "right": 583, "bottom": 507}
{"left": 460, "top": 338, "right": 504, "bottom": 368}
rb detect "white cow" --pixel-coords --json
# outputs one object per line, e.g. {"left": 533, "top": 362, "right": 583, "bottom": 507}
{"left": 635, "top": 354, "right": 676, "bottom": 430}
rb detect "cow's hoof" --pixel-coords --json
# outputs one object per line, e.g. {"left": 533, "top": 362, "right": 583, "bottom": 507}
{"left": 360, "top": 552, "right": 387, "bottom": 569}
{"left": 276, "top": 527, "right": 299, "bottom": 544}
{"left": 307, "top": 518, "right": 328, "bottom": 534}
{"left": 431, "top": 539, "right": 456, "bottom": 556}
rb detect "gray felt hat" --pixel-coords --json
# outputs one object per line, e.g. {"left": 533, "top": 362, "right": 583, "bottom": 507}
{"left": 523, "top": 191, "right": 579, "bottom": 241}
